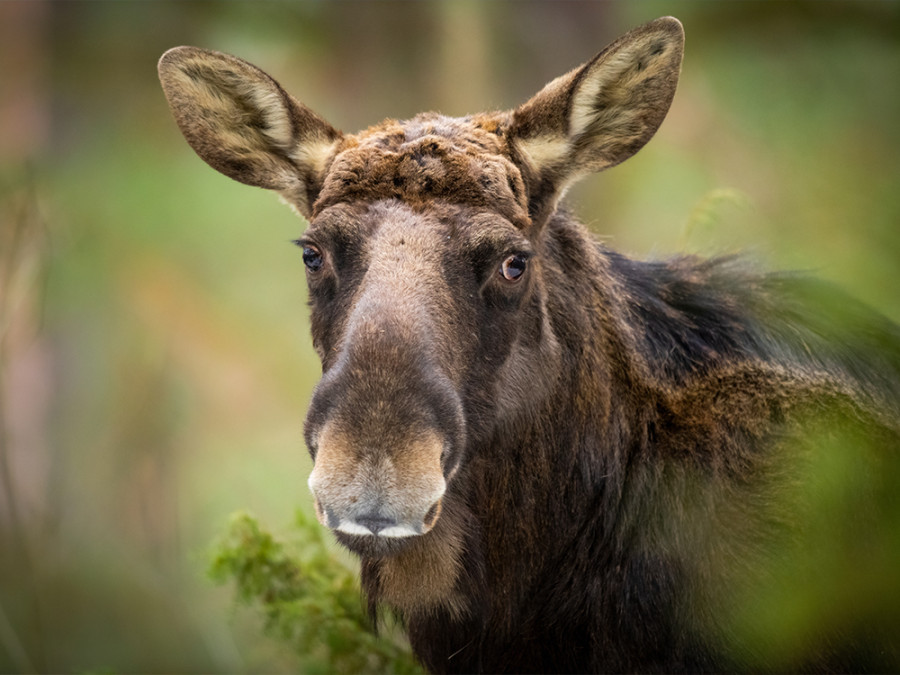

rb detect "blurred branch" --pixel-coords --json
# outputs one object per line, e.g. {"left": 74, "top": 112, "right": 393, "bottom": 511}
{"left": 209, "top": 511, "right": 423, "bottom": 674}
{"left": 679, "top": 187, "right": 752, "bottom": 251}
{"left": 0, "top": 171, "right": 49, "bottom": 673}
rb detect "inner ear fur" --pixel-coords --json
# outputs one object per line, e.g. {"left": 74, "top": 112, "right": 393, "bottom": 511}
{"left": 510, "top": 17, "right": 684, "bottom": 221}
{"left": 158, "top": 46, "right": 341, "bottom": 218}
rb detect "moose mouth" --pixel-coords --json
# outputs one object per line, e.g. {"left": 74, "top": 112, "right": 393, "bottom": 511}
{"left": 313, "top": 494, "right": 443, "bottom": 557}
{"left": 333, "top": 529, "right": 424, "bottom": 558}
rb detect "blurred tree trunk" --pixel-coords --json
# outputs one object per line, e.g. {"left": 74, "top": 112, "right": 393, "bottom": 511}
{"left": 434, "top": 0, "right": 490, "bottom": 116}
{"left": 0, "top": 1, "right": 50, "bottom": 167}
{"left": 0, "top": 1, "right": 51, "bottom": 671}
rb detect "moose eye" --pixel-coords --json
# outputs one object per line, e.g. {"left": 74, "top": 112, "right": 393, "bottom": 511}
{"left": 299, "top": 243, "right": 324, "bottom": 272}
{"left": 500, "top": 254, "right": 528, "bottom": 282}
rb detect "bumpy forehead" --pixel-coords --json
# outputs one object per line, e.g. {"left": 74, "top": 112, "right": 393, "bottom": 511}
{"left": 314, "top": 112, "right": 530, "bottom": 227}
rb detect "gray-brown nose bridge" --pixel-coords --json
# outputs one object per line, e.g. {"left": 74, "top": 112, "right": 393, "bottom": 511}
{"left": 341, "top": 207, "right": 461, "bottom": 384}
{"left": 306, "top": 208, "right": 461, "bottom": 538}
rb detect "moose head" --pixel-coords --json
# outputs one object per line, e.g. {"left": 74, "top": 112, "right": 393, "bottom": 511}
{"left": 158, "top": 17, "right": 683, "bottom": 559}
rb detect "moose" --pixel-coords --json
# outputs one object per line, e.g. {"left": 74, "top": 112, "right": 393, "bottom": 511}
{"left": 159, "top": 17, "right": 900, "bottom": 672}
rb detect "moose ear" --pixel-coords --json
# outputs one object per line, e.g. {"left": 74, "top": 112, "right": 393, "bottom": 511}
{"left": 158, "top": 46, "right": 342, "bottom": 218}
{"left": 509, "top": 17, "right": 684, "bottom": 221}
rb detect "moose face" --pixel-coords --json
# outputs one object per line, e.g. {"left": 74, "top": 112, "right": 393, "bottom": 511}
{"left": 299, "top": 115, "right": 545, "bottom": 556}
{"left": 300, "top": 201, "right": 537, "bottom": 555}
{"left": 158, "top": 17, "right": 683, "bottom": 558}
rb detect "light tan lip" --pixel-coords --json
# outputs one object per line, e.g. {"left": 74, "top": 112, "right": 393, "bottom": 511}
{"left": 334, "top": 520, "right": 422, "bottom": 538}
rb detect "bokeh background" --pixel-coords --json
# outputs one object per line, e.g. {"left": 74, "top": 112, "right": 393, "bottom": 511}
{"left": 1, "top": 1, "right": 898, "bottom": 671}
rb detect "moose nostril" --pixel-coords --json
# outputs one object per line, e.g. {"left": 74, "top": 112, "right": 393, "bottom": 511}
{"left": 356, "top": 514, "right": 397, "bottom": 536}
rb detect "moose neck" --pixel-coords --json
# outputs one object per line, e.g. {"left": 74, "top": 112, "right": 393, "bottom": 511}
{"left": 470, "top": 210, "right": 655, "bottom": 610}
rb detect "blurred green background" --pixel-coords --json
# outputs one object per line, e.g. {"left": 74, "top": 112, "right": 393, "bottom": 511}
{"left": 1, "top": 1, "right": 898, "bottom": 671}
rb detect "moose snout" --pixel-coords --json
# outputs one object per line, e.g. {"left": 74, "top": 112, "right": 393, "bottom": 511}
{"left": 302, "top": 288, "right": 467, "bottom": 548}
{"left": 307, "top": 422, "right": 448, "bottom": 539}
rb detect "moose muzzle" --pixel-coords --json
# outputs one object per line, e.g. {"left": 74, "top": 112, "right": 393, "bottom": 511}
{"left": 303, "top": 302, "right": 466, "bottom": 548}
{"left": 307, "top": 421, "right": 448, "bottom": 538}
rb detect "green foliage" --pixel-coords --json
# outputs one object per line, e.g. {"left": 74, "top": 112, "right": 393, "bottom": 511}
{"left": 719, "top": 412, "right": 900, "bottom": 671}
{"left": 208, "top": 511, "right": 423, "bottom": 675}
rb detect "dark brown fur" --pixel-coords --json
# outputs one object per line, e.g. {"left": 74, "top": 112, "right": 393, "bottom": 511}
{"left": 159, "top": 18, "right": 900, "bottom": 672}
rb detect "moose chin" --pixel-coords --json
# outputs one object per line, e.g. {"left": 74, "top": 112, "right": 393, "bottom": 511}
{"left": 159, "top": 17, "right": 900, "bottom": 673}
